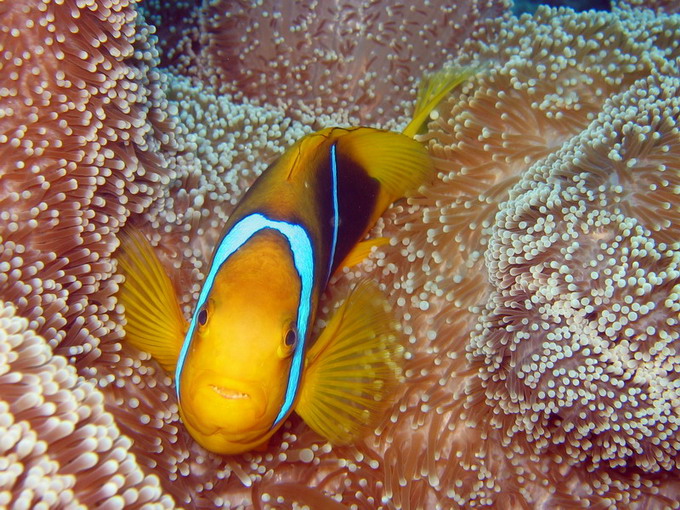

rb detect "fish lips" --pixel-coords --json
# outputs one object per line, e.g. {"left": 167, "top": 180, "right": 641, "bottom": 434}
{"left": 181, "top": 372, "right": 270, "bottom": 437}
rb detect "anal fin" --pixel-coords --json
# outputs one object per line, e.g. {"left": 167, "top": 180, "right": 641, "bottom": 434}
{"left": 338, "top": 237, "right": 390, "bottom": 269}
{"left": 295, "top": 281, "right": 403, "bottom": 445}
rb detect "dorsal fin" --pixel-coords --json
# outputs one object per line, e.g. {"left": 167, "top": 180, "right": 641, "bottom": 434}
{"left": 335, "top": 127, "right": 433, "bottom": 200}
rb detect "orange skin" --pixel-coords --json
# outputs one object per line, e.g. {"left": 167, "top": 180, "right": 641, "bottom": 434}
{"left": 178, "top": 231, "right": 302, "bottom": 454}
{"left": 119, "top": 73, "right": 465, "bottom": 454}
{"left": 173, "top": 127, "right": 432, "bottom": 453}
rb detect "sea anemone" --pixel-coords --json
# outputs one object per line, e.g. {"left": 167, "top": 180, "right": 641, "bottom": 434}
{"left": 359, "top": 2, "right": 679, "bottom": 506}
{"left": 1, "top": 0, "right": 678, "bottom": 508}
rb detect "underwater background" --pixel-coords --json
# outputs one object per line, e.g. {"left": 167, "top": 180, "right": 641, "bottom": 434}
{"left": 513, "top": 0, "right": 612, "bottom": 13}
{"left": 0, "top": 0, "right": 678, "bottom": 508}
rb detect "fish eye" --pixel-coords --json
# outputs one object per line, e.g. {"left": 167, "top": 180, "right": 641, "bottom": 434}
{"left": 197, "top": 308, "right": 208, "bottom": 326}
{"left": 277, "top": 324, "right": 298, "bottom": 359}
{"left": 284, "top": 327, "right": 298, "bottom": 348}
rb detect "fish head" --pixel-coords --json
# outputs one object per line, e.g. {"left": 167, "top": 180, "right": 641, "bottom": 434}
{"left": 177, "top": 229, "right": 308, "bottom": 454}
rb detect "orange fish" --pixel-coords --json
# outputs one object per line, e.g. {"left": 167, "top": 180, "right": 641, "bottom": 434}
{"left": 116, "top": 68, "right": 472, "bottom": 454}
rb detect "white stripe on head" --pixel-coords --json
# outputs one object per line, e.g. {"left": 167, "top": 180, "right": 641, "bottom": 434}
{"left": 175, "top": 213, "right": 315, "bottom": 428}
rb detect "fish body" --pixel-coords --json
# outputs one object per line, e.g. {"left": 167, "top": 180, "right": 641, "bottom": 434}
{"left": 175, "top": 127, "right": 429, "bottom": 453}
{"left": 116, "top": 68, "right": 473, "bottom": 454}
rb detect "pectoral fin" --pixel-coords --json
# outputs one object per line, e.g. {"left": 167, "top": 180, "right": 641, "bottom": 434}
{"left": 295, "top": 280, "right": 403, "bottom": 445}
{"left": 115, "top": 227, "right": 187, "bottom": 374}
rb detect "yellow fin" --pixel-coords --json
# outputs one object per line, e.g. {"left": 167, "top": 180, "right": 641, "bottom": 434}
{"left": 338, "top": 127, "right": 433, "bottom": 200}
{"left": 402, "top": 66, "right": 477, "bottom": 138}
{"left": 339, "top": 237, "right": 389, "bottom": 269}
{"left": 115, "top": 228, "right": 187, "bottom": 373}
{"left": 296, "top": 280, "right": 403, "bottom": 445}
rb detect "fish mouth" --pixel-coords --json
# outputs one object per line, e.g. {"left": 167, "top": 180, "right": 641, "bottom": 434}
{"left": 180, "top": 372, "right": 269, "bottom": 436}
{"left": 210, "top": 385, "right": 251, "bottom": 400}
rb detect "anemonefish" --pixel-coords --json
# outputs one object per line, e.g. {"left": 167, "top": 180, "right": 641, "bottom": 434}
{"left": 115, "top": 68, "right": 473, "bottom": 454}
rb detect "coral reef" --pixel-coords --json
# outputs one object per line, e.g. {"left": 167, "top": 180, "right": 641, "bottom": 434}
{"left": 360, "top": 2, "right": 680, "bottom": 506}
{"left": 1, "top": 0, "right": 678, "bottom": 508}
{"left": 1, "top": 0, "right": 171, "bottom": 506}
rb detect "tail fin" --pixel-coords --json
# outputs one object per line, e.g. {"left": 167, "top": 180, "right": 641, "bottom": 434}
{"left": 116, "top": 227, "right": 187, "bottom": 374}
{"left": 402, "top": 66, "right": 476, "bottom": 138}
